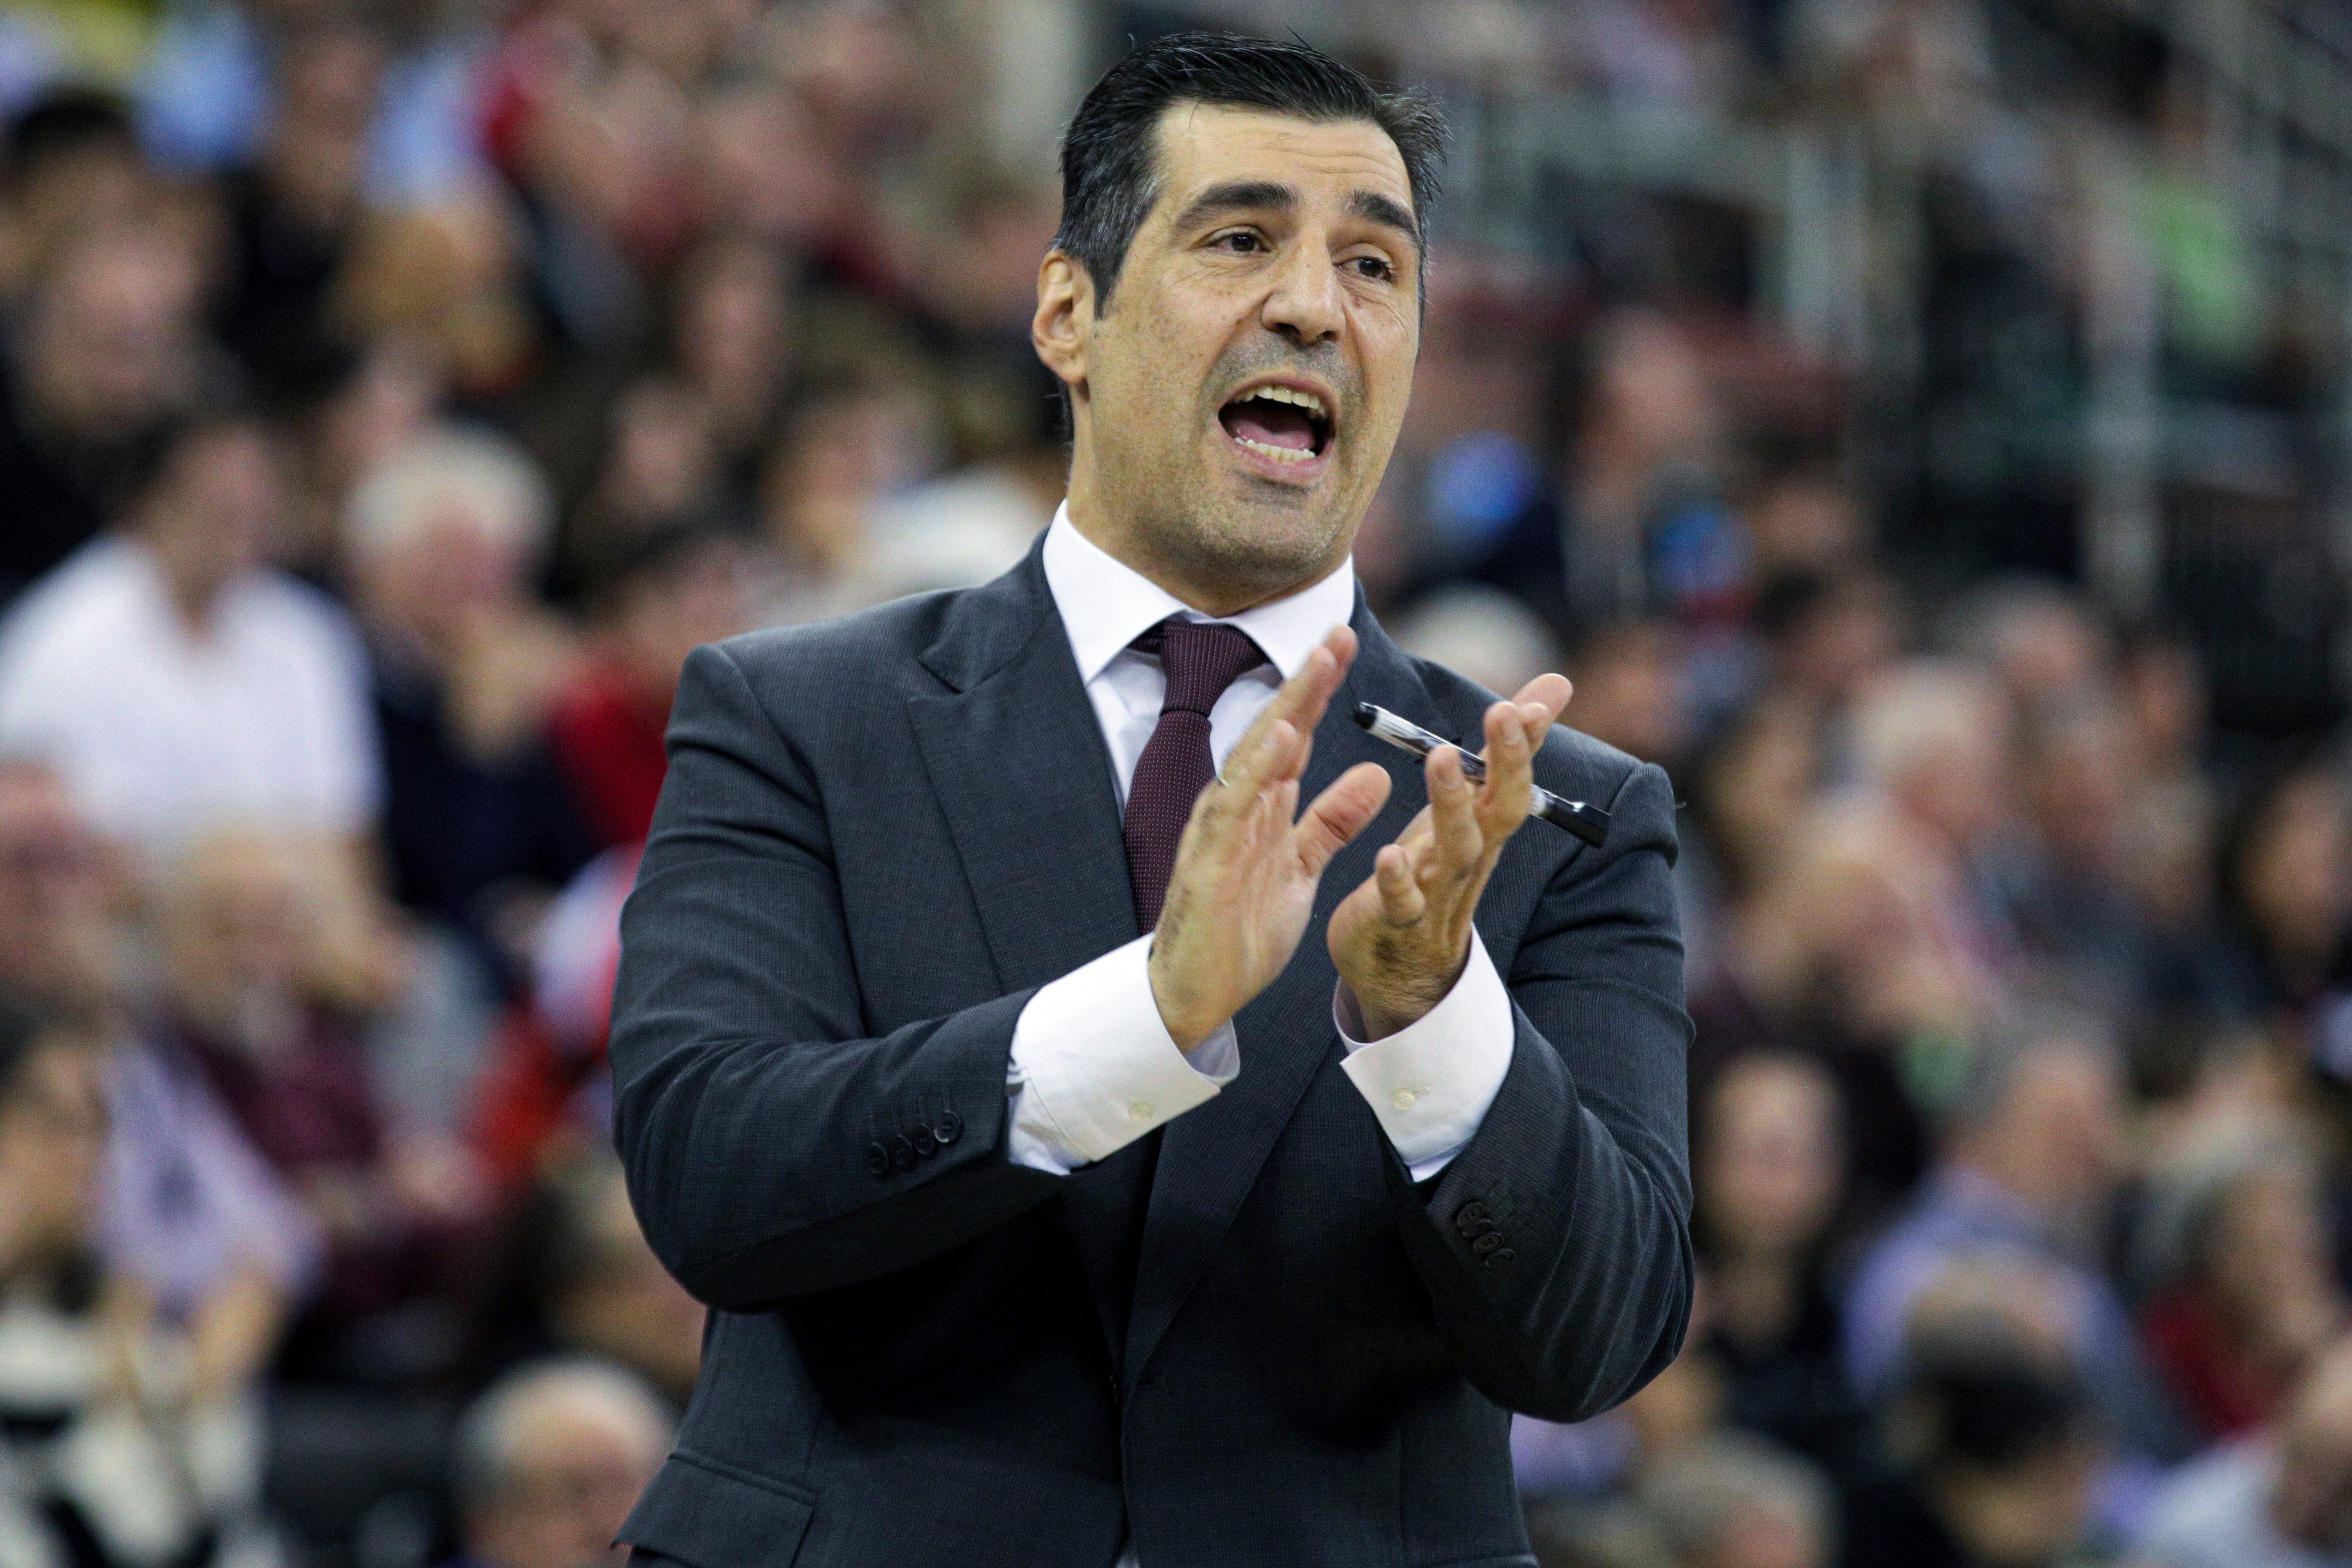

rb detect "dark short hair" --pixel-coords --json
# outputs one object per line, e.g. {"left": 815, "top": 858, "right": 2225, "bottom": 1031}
{"left": 1054, "top": 32, "right": 1448, "bottom": 311}
{"left": 6, "top": 87, "right": 134, "bottom": 187}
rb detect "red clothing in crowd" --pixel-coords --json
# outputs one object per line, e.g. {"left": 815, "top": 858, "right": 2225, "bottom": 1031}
{"left": 547, "top": 663, "right": 672, "bottom": 848}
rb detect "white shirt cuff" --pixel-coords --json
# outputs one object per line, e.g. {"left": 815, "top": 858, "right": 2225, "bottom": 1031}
{"left": 1336, "top": 930, "right": 1513, "bottom": 1181}
{"left": 1005, "top": 934, "right": 1236, "bottom": 1175}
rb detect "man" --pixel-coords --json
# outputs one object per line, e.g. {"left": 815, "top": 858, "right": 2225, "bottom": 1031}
{"left": 450, "top": 1358, "right": 674, "bottom": 1568}
{"left": 1842, "top": 1020, "right": 2189, "bottom": 1467}
{"left": 0, "top": 216, "right": 206, "bottom": 605}
{"left": 610, "top": 33, "right": 1691, "bottom": 1567}
{"left": 0, "top": 405, "right": 380, "bottom": 861}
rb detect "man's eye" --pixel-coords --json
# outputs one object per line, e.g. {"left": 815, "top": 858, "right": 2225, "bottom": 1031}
{"left": 1215, "top": 232, "right": 1263, "bottom": 254}
{"left": 1350, "top": 256, "right": 1395, "bottom": 281}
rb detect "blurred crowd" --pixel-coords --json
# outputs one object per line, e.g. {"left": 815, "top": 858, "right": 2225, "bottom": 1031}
{"left": 0, "top": 0, "right": 2349, "bottom": 1566}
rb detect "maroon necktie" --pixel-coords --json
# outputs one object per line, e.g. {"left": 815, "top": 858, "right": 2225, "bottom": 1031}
{"left": 1123, "top": 619, "right": 1268, "bottom": 933}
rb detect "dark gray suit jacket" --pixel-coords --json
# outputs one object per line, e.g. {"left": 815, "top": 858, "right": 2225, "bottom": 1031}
{"left": 607, "top": 539, "right": 1692, "bottom": 1568}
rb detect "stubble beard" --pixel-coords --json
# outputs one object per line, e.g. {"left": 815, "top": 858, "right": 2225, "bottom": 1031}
{"left": 1155, "top": 474, "right": 1353, "bottom": 601}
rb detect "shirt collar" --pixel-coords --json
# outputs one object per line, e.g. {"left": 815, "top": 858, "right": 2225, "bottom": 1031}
{"left": 1040, "top": 501, "right": 1357, "bottom": 686}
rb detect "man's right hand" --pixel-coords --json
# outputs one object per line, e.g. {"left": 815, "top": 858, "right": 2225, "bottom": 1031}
{"left": 1147, "top": 626, "right": 1393, "bottom": 1049}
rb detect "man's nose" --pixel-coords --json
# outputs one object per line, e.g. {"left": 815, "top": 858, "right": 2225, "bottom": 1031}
{"left": 1260, "top": 239, "right": 1343, "bottom": 347}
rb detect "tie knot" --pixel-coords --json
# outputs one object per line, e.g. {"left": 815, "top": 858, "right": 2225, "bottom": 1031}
{"left": 1136, "top": 619, "right": 1266, "bottom": 718}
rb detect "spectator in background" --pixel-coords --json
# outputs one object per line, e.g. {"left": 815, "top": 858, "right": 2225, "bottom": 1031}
{"left": 1951, "top": 580, "right": 2113, "bottom": 720}
{"left": 0, "top": 760, "right": 317, "bottom": 1419}
{"left": 1989, "top": 697, "right": 2156, "bottom": 1012}
{"left": 0, "top": 88, "right": 149, "bottom": 307}
{"left": 567, "top": 377, "right": 724, "bottom": 561}
{"left": 1848, "top": 660, "right": 2015, "bottom": 922}
{"left": 1685, "top": 696, "right": 1821, "bottom": 907}
{"left": 755, "top": 370, "right": 955, "bottom": 617}
{"left": 1388, "top": 584, "right": 1566, "bottom": 703}
{"left": 0, "top": 406, "right": 380, "bottom": 860}
{"left": 1695, "top": 1054, "right": 1865, "bottom": 1474}
{"left": 0, "top": 1002, "right": 279, "bottom": 1568}
{"left": 1844, "top": 1020, "right": 2189, "bottom": 1468}
{"left": 0, "top": 756, "right": 114, "bottom": 1016}
{"left": 446, "top": 1359, "right": 673, "bottom": 1568}
{"left": 2135, "top": 1128, "right": 2346, "bottom": 1441}
{"left": 1842, "top": 1314, "right": 2107, "bottom": 1568}
{"left": 469, "top": 1153, "right": 702, "bottom": 1407}
{"left": 282, "top": 343, "right": 440, "bottom": 561}
{"left": 1689, "top": 801, "right": 1983, "bottom": 1223}
{"left": 0, "top": 215, "right": 206, "bottom": 602}
{"left": 2216, "top": 760, "right": 2352, "bottom": 1043}
{"left": 549, "top": 521, "right": 751, "bottom": 850}
{"left": 667, "top": 235, "right": 795, "bottom": 502}
{"left": 1638, "top": 1433, "right": 1836, "bottom": 1568}
{"left": 344, "top": 424, "right": 596, "bottom": 992}
{"left": 1745, "top": 568, "right": 1900, "bottom": 749}
{"left": 2136, "top": 1334, "right": 2352, "bottom": 1568}
{"left": 1564, "top": 618, "right": 1694, "bottom": 770}
{"left": 211, "top": 16, "right": 384, "bottom": 396}
{"left": 152, "top": 828, "right": 459, "bottom": 1384}
{"left": 1743, "top": 465, "right": 1867, "bottom": 581}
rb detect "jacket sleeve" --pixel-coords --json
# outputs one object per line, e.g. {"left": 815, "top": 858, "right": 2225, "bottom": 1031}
{"left": 1388, "top": 758, "right": 1694, "bottom": 1422}
{"left": 608, "top": 642, "right": 1061, "bottom": 1311}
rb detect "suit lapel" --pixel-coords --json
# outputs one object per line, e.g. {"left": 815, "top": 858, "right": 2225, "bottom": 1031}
{"left": 1122, "top": 600, "right": 1434, "bottom": 1389}
{"left": 905, "top": 546, "right": 1137, "bottom": 993}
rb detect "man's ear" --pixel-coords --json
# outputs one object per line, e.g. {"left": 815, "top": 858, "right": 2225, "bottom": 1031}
{"left": 1032, "top": 252, "right": 1092, "bottom": 396}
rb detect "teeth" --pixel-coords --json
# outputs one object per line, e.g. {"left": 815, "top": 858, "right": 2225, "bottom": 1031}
{"left": 1235, "top": 435, "right": 1317, "bottom": 463}
{"left": 1242, "top": 385, "right": 1328, "bottom": 420}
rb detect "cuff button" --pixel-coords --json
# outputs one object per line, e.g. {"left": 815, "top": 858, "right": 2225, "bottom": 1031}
{"left": 935, "top": 1111, "right": 963, "bottom": 1145}
{"left": 913, "top": 1127, "right": 939, "bottom": 1158}
{"left": 887, "top": 1136, "right": 916, "bottom": 1171}
{"left": 1391, "top": 1088, "right": 1419, "bottom": 1111}
{"left": 1471, "top": 1231, "right": 1506, "bottom": 1255}
{"left": 1483, "top": 1247, "right": 1516, "bottom": 1268}
{"left": 1128, "top": 1100, "right": 1154, "bottom": 1123}
{"left": 864, "top": 1142, "right": 890, "bottom": 1177}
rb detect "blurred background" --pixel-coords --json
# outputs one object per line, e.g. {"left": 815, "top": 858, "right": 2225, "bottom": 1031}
{"left": 0, "top": 0, "right": 2350, "bottom": 1565}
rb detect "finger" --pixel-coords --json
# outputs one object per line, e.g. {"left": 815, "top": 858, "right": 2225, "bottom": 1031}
{"left": 1376, "top": 842, "right": 1427, "bottom": 927}
{"left": 1424, "top": 743, "right": 1484, "bottom": 881}
{"left": 1508, "top": 672, "right": 1573, "bottom": 725}
{"left": 1189, "top": 719, "right": 1297, "bottom": 863}
{"left": 1220, "top": 627, "right": 1354, "bottom": 798}
{"left": 1476, "top": 700, "right": 1537, "bottom": 838}
{"left": 1277, "top": 624, "right": 1357, "bottom": 741}
{"left": 1293, "top": 761, "right": 1391, "bottom": 878}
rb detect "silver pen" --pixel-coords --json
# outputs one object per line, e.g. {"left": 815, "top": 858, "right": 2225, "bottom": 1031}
{"left": 1352, "top": 703, "right": 1611, "bottom": 848}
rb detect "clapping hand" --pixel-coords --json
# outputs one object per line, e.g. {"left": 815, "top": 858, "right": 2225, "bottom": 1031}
{"left": 1327, "top": 676, "right": 1573, "bottom": 1039}
{"left": 1146, "top": 626, "right": 1393, "bottom": 1049}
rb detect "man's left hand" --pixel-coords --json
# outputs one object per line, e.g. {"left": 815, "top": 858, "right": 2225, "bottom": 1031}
{"left": 1328, "top": 675, "right": 1573, "bottom": 1039}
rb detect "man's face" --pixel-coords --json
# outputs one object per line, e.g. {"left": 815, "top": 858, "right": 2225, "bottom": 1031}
{"left": 1042, "top": 104, "right": 1421, "bottom": 601}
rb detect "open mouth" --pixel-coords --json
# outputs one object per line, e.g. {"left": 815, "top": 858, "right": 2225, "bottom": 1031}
{"left": 1217, "top": 383, "right": 1334, "bottom": 468}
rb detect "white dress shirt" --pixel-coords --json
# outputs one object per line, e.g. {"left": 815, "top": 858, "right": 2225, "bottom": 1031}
{"left": 1004, "top": 506, "right": 1514, "bottom": 1185}
{"left": 0, "top": 538, "right": 380, "bottom": 861}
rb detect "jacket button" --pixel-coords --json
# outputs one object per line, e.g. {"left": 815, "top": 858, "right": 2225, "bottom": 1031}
{"left": 864, "top": 1142, "right": 890, "bottom": 1177}
{"left": 1484, "top": 1248, "right": 1516, "bottom": 1268}
{"left": 1471, "top": 1232, "right": 1506, "bottom": 1255}
{"left": 887, "top": 1136, "right": 916, "bottom": 1171}
{"left": 935, "top": 1111, "right": 963, "bottom": 1145}
{"left": 1457, "top": 1202, "right": 1492, "bottom": 1227}
{"left": 913, "top": 1127, "right": 938, "bottom": 1158}
{"left": 1458, "top": 1214, "right": 1496, "bottom": 1239}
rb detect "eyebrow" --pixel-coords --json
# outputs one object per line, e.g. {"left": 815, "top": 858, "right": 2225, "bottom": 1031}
{"left": 1171, "top": 180, "right": 1295, "bottom": 233}
{"left": 1350, "top": 190, "right": 1421, "bottom": 246}
{"left": 1169, "top": 181, "right": 1423, "bottom": 248}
